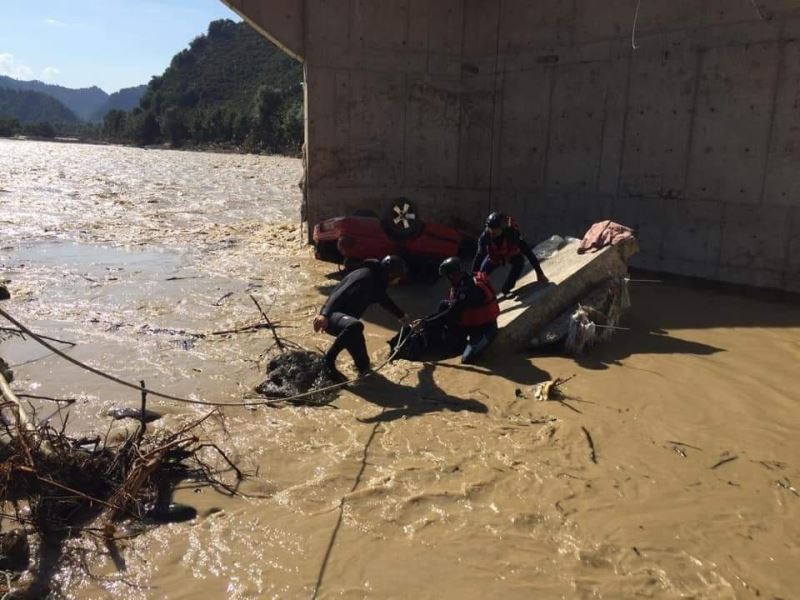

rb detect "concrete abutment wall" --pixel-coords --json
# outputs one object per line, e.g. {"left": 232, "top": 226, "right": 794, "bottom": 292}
{"left": 223, "top": 0, "right": 800, "bottom": 292}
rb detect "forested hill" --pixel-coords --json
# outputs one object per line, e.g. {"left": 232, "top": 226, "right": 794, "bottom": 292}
{"left": 103, "top": 19, "right": 304, "bottom": 154}
{"left": 91, "top": 85, "right": 148, "bottom": 121}
{"left": 0, "top": 88, "right": 79, "bottom": 124}
{"left": 0, "top": 75, "right": 107, "bottom": 121}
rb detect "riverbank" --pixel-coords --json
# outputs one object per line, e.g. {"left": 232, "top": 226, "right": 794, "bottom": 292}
{"left": 1, "top": 133, "right": 300, "bottom": 157}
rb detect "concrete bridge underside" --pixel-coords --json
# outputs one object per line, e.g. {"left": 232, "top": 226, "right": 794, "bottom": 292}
{"left": 223, "top": 0, "right": 800, "bottom": 292}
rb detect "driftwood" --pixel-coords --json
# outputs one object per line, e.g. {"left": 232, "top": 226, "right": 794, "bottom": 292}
{"left": 0, "top": 389, "right": 242, "bottom": 598}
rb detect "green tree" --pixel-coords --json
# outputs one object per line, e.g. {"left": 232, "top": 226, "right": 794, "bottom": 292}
{"left": 0, "top": 117, "right": 21, "bottom": 137}
{"left": 129, "top": 111, "right": 160, "bottom": 145}
{"left": 161, "top": 107, "right": 188, "bottom": 147}
{"left": 103, "top": 110, "right": 128, "bottom": 138}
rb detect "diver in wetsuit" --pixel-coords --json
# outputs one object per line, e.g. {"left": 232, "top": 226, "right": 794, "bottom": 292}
{"left": 313, "top": 255, "right": 410, "bottom": 381}
{"left": 472, "top": 212, "right": 548, "bottom": 295}
{"left": 413, "top": 257, "right": 500, "bottom": 364}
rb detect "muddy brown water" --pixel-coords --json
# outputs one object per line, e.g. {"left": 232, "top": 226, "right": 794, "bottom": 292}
{"left": 1, "top": 139, "right": 799, "bottom": 599}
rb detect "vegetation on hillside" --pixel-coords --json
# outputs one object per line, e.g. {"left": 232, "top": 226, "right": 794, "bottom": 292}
{"left": 102, "top": 19, "right": 304, "bottom": 154}
{"left": 90, "top": 85, "right": 148, "bottom": 121}
{"left": 0, "top": 88, "right": 79, "bottom": 125}
{"left": 0, "top": 75, "right": 107, "bottom": 121}
{"left": 0, "top": 20, "right": 303, "bottom": 155}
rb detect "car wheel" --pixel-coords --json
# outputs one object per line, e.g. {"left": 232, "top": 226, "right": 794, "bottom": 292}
{"left": 381, "top": 198, "right": 424, "bottom": 240}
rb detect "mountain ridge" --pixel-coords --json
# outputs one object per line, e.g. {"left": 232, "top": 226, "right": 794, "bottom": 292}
{"left": 0, "top": 76, "right": 146, "bottom": 122}
{"left": 0, "top": 87, "right": 79, "bottom": 124}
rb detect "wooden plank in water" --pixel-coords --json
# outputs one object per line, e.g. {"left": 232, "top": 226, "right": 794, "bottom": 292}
{"left": 488, "top": 238, "right": 639, "bottom": 354}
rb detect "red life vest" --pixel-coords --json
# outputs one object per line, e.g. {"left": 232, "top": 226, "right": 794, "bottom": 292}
{"left": 487, "top": 218, "right": 522, "bottom": 264}
{"left": 450, "top": 272, "right": 500, "bottom": 328}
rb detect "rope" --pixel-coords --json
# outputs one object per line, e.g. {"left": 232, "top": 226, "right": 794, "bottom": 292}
{"left": 0, "top": 308, "right": 410, "bottom": 409}
{"left": 312, "top": 413, "right": 384, "bottom": 599}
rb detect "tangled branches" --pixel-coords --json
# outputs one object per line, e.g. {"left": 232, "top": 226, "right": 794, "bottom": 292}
{"left": 0, "top": 385, "right": 242, "bottom": 598}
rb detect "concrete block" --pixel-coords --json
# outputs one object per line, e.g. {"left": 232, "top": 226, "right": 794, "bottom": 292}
{"left": 305, "top": 66, "right": 338, "bottom": 148}
{"left": 686, "top": 42, "right": 779, "bottom": 204}
{"left": 524, "top": 208, "right": 568, "bottom": 245}
{"left": 425, "top": 54, "right": 463, "bottom": 78}
{"left": 764, "top": 40, "right": 800, "bottom": 206}
{"left": 427, "top": 0, "right": 465, "bottom": 56}
{"left": 463, "top": 0, "right": 500, "bottom": 58}
{"left": 573, "top": 0, "right": 632, "bottom": 42}
{"left": 610, "top": 196, "right": 664, "bottom": 261}
{"left": 496, "top": 68, "right": 551, "bottom": 190}
{"left": 499, "top": 0, "right": 575, "bottom": 50}
{"left": 625, "top": 0, "right": 701, "bottom": 35}
{"left": 457, "top": 76, "right": 494, "bottom": 189}
{"left": 420, "top": 188, "right": 488, "bottom": 234}
{"left": 564, "top": 195, "right": 615, "bottom": 239}
{"left": 783, "top": 206, "right": 800, "bottom": 286}
{"left": 545, "top": 61, "right": 611, "bottom": 198}
{"left": 718, "top": 203, "right": 792, "bottom": 272}
{"left": 351, "top": 0, "right": 409, "bottom": 48}
{"left": 307, "top": 0, "right": 350, "bottom": 45}
{"left": 661, "top": 199, "right": 724, "bottom": 265}
{"left": 621, "top": 48, "right": 697, "bottom": 198}
{"left": 718, "top": 266, "right": 784, "bottom": 289}
{"left": 786, "top": 15, "right": 800, "bottom": 38}
{"left": 659, "top": 256, "right": 719, "bottom": 280}
{"left": 347, "top": 71, "right": 406, "bottom": 186}
{"left": 596, "top": 53, "right": 630, "bottom": 196}
{"left": 697, "top": 0, "right": 800, "bottom": 27}
{"left": 406, "top": 0, "right": 430, "bottom": 52}
{"left": 403, "top": 78, "right": 462, "bottom": 187}
{"left": 224, "top": 0, "right": 304, "bottom": 59}
{"left": 486, "top": 238, "right": 639, "bottom": 354}
{"left": 307, "top": 70, "right": 406, "bottom": 189}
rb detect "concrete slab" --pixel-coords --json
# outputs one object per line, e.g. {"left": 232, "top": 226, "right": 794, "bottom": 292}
{"left": 486, "top": 238, "right": 639, "bottom": 355}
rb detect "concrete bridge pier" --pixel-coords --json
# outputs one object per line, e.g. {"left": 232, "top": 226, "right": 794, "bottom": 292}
{"left": 222, "top": 0, "right": 800, "bottom": 292}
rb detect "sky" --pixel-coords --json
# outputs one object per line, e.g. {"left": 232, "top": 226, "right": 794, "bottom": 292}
{"left": 0, "top": 0, "right": 241, "bottom": 93}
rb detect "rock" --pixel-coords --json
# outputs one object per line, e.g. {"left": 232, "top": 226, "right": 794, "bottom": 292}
{"left": 144, "top": 502, "right": 198, "bottom": 524}
{"left": 0, "top": 529, "right": 30, "bottom": 571}
{"left": 255, "top": 350, "right": 339, "bottom": 404}
{"left": 106, "top": 407, "right": 163, "bottom": 422}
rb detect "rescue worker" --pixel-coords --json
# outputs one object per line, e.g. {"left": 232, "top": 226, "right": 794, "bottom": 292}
{"left": 413, "top": 257, "right": 500, "bottom": 364}
{"left": 313, "top": 255, "right": 410, "bottom": 382}
{"left": 472, "top": 212, "right": 548, "bottom": 295}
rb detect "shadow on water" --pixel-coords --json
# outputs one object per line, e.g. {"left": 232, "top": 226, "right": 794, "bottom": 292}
{"left": 426, "top": 350, "right": 552, "bottom": 388}
{"left": 627, "top": 275, "right": 800, "bottom": 330}
{"left": 572, "top": 330, "right": 724, "bottom": 371}
{"left": 347, "top": 363, "right": 488, "bottom": 423}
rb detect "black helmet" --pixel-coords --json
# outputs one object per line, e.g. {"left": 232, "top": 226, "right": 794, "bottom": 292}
{"left": 438, "top": 256, "right": 463, "bottom": 278}
{"left": 380, "top": 255, "right": 408, "bottom": 279}
{"left": 485, "top": 211, "right": 506, "bottom": 229}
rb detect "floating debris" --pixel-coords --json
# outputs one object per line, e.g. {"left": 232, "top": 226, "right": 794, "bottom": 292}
{"left": 530, "top": 276, "right": 631, "bottom": 354}
{"left": 106, "top": 406, "right": 163, "bottom": 423}
{"left": 255, "top": 350, "right": 339, "bottom": 405}
{"left": 711, "top": 455, "right": 739, "bottom": 470}
{"left": 0, "top": 377, "right": 241, "bottom": 598}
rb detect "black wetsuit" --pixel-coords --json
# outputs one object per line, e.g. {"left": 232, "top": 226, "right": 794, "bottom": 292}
{"left": 423, "top": 275, "right": 498, "bottom": 363}
{"left": 472, "top": 227, "right": 545, "bottom": 293}
{"left": 319, "top": 260, "right": 404, "bottom": 372}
